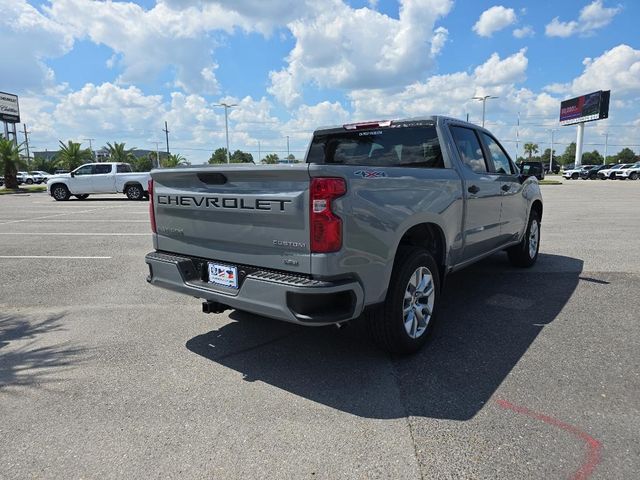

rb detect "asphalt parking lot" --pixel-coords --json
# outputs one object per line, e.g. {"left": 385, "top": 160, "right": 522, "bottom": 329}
{"left": 1, "top": 182, "right": 639, "bottom": 479}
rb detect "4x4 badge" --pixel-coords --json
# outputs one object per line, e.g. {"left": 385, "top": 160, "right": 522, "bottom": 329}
{"left": 354, "top": 169, "right": 386, "bottom": 178}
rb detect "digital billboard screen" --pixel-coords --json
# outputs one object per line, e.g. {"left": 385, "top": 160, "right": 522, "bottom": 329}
{"left": 559, "top": 90, "right": 610, "bottom": 125}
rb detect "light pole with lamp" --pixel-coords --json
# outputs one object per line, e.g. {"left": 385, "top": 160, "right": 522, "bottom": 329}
{"left": 214, "top": 103, "right": 237, "bottom": 163}
{"left": 547, "top": 129, "right": 558, "bottom": 174}
{"left": 471, "top": 95, "right": 498, "bottom": 127}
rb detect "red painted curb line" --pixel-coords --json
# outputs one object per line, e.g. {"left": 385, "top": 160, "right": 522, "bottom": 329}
{"left": 495, "top": 399, "right": 602, "bottom": 480}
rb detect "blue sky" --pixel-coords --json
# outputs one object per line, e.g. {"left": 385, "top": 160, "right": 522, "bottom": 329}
{"left": 2, "top": 0, "right": 639, "bottom": 163}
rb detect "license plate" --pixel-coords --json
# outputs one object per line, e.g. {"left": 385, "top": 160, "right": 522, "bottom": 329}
{"left": 208, "top": 263, "right": 238, "bottom": 289}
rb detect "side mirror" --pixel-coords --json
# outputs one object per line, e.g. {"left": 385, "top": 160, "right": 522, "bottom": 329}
{"left": 70, "top": 172, "right": 75, "bottom": 177}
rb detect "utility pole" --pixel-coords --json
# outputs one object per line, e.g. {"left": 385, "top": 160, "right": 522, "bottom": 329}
{"left": 515, "top": 111, "right": 520, "bottom": 160}
{"left": 163, "top": 121, "right": 170, "bottom": 155}
{"left": 286, "top": 135, "right": 290, "bottom": 161}
{"left": 471, "top": 95, "right": 498, "bottom": 127}
{"left": 258, "top": 141, "right": 261, "bottom": 163}
{"left": 547, "top": 129, "right": 558, "bottom": 173}
{"left": 214, "top": 103, "right": 237, "bottom": 163}
{"left": 83, "top": 138, "right": 95, "bottom": 161}
{"left": 23, "top": 124, "right": 31, "bottom": 166}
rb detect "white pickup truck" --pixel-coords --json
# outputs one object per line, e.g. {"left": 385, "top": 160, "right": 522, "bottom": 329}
{"left": 47, "top": 162, "right": 151, "bottom": 201}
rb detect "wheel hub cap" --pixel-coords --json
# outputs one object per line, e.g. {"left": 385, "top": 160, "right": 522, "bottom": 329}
{"left": 403, "top": 266, "right": 435, "bottom": 339}
{"left": 529, "top": 220, "right": 539, "bottom": 258}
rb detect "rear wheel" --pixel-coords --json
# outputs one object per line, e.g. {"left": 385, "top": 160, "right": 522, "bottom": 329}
{"left": 51, "top": 184, "right": 70, "bottom": 201}
{"left": 125, "top": 184, "right": 144, "bottom": 200}
{"left": 365, "top": 246, "right": 440, "bottom": 354}
{"left": 74, "top": 194, "right": 89, "bottom": 200}
{"left": 507, "top": 210, "right": 540, "bottom": 268}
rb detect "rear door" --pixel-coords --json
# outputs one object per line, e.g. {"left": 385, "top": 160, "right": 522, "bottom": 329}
{"left": 91, "top": 163, "right": 115, "bottom": 192}
{"left": 152, "top": 165, "right": 312, "bottom": 274}
{"left": 449, "top": 125, "right": 504, "bottom": 261}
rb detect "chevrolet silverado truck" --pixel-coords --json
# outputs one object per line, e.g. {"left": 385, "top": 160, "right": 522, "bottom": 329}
{"left": 47, "top": 162, "right": 151, "bottom": 200}
{"left": 145, "top": 116, "right": 543, "bottom": 353}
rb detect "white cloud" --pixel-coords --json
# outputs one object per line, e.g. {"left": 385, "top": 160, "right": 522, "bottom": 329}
{"left": 545, "top": 1, "right": 621, "bottom": 37}
{"left": 472, "top": 6, "right": 517, "bottom": 37}
{"left": 474, "top": 49, "right": 528, "bottom": 86}
{"left": 513, "top": 26, "right": 534, "bottom": 38}
{"left": 0, "top": 0, "right": 73, "bottom": 91}
{"left": 268, "top": 0, "right": 454, "bottom": 107}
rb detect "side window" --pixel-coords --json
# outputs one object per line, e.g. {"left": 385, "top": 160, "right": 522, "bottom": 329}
{"left": 116, "top": 164, "right": 132, "bottom": 173}
{"left": 74, "top": 165, "right": 94, "bottom": 176}
{"left": 450, "top": 126, "right": 488, "bottom": 173}
{"left": 482, "top": 133, "right": 515, "bottom": 174}
{"left": 94, "top": 164, "right": 112, "bottom": 174}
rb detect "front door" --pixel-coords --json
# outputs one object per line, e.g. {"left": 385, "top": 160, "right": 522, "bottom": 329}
{"left": 70, "top": 164, "right": 95, "bottom": 194}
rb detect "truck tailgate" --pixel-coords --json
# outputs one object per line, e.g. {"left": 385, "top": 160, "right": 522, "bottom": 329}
{"left": 151, "top": 165, "right": 312, "bottom": 274}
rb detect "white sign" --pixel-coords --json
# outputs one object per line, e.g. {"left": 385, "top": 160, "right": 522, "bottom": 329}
{"left": 0, "top": 91, "right": 20, "bottom": 123}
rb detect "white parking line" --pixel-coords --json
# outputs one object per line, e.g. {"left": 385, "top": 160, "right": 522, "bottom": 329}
{"left": 0, "top": 255, "right": 112, "bottom": 259}
{"left": 0, "top": 206, "right": 131, "bottom": 225}
{"left": 0, "top": 232, "right": 148, "bottom": 236}
{"left": 32, "top": 220, "right": 150, "bottom": 223}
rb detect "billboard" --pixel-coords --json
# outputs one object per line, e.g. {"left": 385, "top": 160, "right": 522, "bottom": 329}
{"left": 0, "top": 91, "right": 20, "bottom": 123}
{"left": 559, "top": 90, "right": 610, "bottom": 126}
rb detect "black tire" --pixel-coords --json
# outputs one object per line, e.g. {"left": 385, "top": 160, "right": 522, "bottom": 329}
{"left": 125, "top": 184, "right": 144, "bottom": 200}
{"left": 507, "top": 210, "right": 541, "bottom": 268}
{"left": 571, "top": 173, "right": 579, "bottom": 180}
{"left": 74, "top": 194, "right": 89, "bottom": 200}
{"left": 26, "top": 178, "right": 34, "bottom": 185}
{"left": 51, "top": 184, "right": 70, "bottom": 201}
{"left": 630, "top": 172, "right": 638, "bottom": 180}
{"left": 365, "top": 246, "right": 441, "bottom": 354}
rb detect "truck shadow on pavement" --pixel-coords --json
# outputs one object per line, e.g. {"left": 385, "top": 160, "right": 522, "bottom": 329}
{"left": 0, "top": 313, "right": 84, "bottom": 392}
{"left": 186, "top": 253, "right": 583, "bottom": 421}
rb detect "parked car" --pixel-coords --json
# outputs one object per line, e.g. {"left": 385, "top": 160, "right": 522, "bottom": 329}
{"left": 30, "top": 170, "right": 50, "bottom": 184}
{"left": 145, "top": 116, "right": 543, "bottom": 354}
{"left": 563, "top": 165, "right": 594, "bottom": 180}
{"left": 518, "top": 161, "right": 545, "bottom": 180}
{"left": 598, "top": 164, "right": 630, "bottom": 179}
{"left": 16, "top": 171, "right": 36, "bottom": 185}
{"left": 543, "top": 163, "right": 561, "bottom": 174}
{"left": 581, "top": 164, "right": 610, "bottom": 180}
{"left": 613, "top": 162, "right": 640, "bottom": 180}
{"left": 54, "top": 169, "right": 69, "bottom": 175}
{"left": 47, "top": 162, "right": 151, "bottom": 201}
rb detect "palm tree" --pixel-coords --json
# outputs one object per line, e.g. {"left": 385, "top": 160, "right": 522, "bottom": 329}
{"left": 0, "top": 136, "right": 26, "bottom": 189}
{"left": 105, "top": 142, "right": 136, "bottom": 163}
{"left": 523, "top": 142, "right": 539, "bottom": 159}
{"left": 56, "top": 140, "right": 92, "bottom": 171}
{"left": 162, "top": 153, "right": 189, "bottom": 168}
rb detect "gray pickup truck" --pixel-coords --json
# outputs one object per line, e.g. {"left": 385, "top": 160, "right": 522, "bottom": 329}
{"left": 145, "top": 116, "right": 542, "bottom": 353}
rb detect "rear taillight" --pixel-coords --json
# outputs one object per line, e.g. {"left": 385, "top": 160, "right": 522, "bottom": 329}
{"left": 310, "top": 178, "right": 346, "bottom": 253}
{"left": 148, "top": 179, "right": 156, "bottom": 233}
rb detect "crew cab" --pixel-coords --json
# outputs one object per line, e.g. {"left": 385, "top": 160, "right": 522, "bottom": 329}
{"left": 47, "top": 162, "right": 151, "bottom": 201}
{"left": 145, "top": 116, "right": 543, "bottom": 353}
{"left": 613, "top": 162, "right": 640, "bottom": 180}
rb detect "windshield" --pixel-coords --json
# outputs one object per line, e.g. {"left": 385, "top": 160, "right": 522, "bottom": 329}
{"left": 307, "top": 124, "right": 444, "bottom": 168}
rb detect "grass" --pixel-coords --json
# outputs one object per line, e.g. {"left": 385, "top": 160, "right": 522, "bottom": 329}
{"left": 0, "top": 185, "right": 47, "bottom": 195}
{"left": 539, "top": 179, "right": 563, "bottom": 185}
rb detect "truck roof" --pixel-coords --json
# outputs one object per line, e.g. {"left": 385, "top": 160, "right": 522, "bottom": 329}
{"left": 313, "top": 115, "right": 482, "bottom": 134}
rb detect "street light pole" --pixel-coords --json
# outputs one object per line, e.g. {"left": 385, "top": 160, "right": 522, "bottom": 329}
{"left": 602, "top": 132, "right": 610, "bottom": 165}
{"left": 471, "top": 95, "right": 498, "bottom": 127}
{"left": 83, "top": 138, "right": 95, "bottom": 161}
{"left": 286, "top": 135, "right": 290, "bottom": 162}
{"left": 547, "top": 129, "right": 558, "bottom": 173}
{"left": 214, "top": 103, "right": 238, "bottom": 163}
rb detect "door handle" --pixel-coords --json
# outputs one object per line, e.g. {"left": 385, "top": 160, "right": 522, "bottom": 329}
{"left": 468, "top": 185, "right": 480, "bottom": 194}
{"left": 501, "top": 184, "right": 511, "bottom": 192}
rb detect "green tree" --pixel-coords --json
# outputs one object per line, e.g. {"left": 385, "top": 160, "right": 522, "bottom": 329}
{"left": 0, "top": 137, "right": 26, "bottom": 189}
{"left": 163, "top": 153, "right": 189, "bottom": 168}
{"left": 613, "top": 147, "right": 636, "bottom": 164}
{"left": 523, "top": 142, "right": 539, "bottom": 159}
{"left": 131, "top": 154, "right": 154, "bottom": 172}
{"left": 105, "top": 142, "right": 136, "bottom": 163}
{"left": 56, "top": 140, "right": 92, "bottom": 171}
{"left": 31, "top": 153, "right": 58, "bottom": 173}
{"left": 539, "top": 148, "right": 556, "bottom": 164}
{"left": 230, "top": 149, "right": 253, "bottom": 163}
{"left": 560, "top": 142, "right": 576, "bottom": 165}
{"left": 208, "top": 147, "right": 228, "bottom": 164}
{"left": 262, "top": 153, "right": 279, "bottom": 164}
{"left": 582, "top": 150, "right": 603, "bottom": 165}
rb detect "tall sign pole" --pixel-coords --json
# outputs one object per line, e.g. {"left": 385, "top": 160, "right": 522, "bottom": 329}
{"left": 575, "top": 122, "right": 585, "bottom": 167}
{"left": 214, "top": 103, "right": 237, "bottom": 164}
